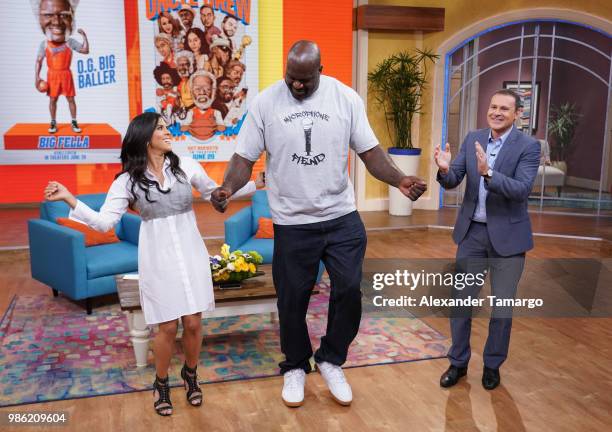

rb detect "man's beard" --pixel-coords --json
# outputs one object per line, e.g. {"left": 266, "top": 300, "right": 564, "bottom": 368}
{"left": 45, "top": 26, "right": 72, "bottom": 43}
{"left": 178, "top": 69, "right": 190, "bottom": 78}
{"left": 194, "top": 96, "right": 213, "bottom": 110}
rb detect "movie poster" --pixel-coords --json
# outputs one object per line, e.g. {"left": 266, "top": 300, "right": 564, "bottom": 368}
{"left": 138, "top": 0, "right": 259, "bottom": 161}
{"left": 0, "top": 0, "right": 130, "bottom": 165}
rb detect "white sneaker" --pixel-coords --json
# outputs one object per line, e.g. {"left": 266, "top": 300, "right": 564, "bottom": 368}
{"left": 282, "top": 369, "right": 305, "bottom": 407}
{"left": 317, "top": 361, "right": 352, "bottom": 406}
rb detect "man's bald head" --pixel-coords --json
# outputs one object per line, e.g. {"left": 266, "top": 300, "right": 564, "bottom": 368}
{"left": 285, "top": 40, "right": 323, "bottom": 101}
{"left": 287, "top": 40, "right": 321, "bottom": 69}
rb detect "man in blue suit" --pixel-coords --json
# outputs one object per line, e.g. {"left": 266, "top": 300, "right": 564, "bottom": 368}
{"left": 435, "top": 89, "right": 540, "bottom": 390}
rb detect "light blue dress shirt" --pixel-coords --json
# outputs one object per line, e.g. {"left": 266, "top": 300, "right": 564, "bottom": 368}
{"left": 472, "top": 126, "right": 513, "bottom": 223}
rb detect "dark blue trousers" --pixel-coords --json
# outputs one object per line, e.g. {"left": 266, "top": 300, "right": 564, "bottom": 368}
{"left": 449, "top": 222, "right": 525, "bottom": 370}
{"left": 272, "top": 211, "right": 367, "bottom": 374}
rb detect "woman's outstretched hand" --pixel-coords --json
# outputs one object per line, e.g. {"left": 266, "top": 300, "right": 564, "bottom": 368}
{"left": 44, "top": 181, "right": 77, "bottom": 209}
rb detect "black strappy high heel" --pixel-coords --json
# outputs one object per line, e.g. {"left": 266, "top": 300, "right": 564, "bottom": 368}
{"left": 181, "top": 363, "right": 203, "bottom": 407}
{"left": 152, "top": 375, "right": 173, "bottom": 416}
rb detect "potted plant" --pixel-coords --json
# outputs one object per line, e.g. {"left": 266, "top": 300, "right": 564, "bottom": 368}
{"left": 368, "top": 49, "right": 438, "bottom": 215}
{"left": 547, "top": 102, "right": 581, "bottom": 174}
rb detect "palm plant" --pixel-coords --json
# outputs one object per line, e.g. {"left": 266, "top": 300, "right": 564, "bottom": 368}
{"left": 367, "top": 49, "right": 438, "bottom": 149}
{"left": 548, "top": 102, "right": 581, "bottom": 161}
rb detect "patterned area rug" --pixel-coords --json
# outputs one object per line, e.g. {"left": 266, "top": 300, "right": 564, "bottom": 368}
{"left": 0, "top": 281, "right": 448, "bottom": 407}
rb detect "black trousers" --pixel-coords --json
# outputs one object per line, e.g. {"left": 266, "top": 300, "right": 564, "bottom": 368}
{"left": 273, "top": 211, "right": 367, "bottom": 374}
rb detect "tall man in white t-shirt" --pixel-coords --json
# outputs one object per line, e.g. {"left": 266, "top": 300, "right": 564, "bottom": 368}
{"left": 211, "top": 41, "right": 427, "bottom": 407}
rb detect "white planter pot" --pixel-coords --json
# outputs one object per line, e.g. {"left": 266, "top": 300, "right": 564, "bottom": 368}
{"left": 388, "top": 148, "right": 421, "bottom": 216}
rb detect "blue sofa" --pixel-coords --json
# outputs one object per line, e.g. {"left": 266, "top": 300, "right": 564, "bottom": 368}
{"left": 28, "top": 193, "right": 140, "bottom": 314}
{"left": 224, "top": 190, "right": 324, "bottom": 281}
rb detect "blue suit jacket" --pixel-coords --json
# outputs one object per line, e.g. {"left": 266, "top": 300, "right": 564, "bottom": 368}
{"left": 437, "top": 127, "right": 541, "bottom": 256}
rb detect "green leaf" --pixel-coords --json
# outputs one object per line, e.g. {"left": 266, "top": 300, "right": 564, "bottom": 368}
{"left": 368, "top": 49, "right": 438, "bottom": 149}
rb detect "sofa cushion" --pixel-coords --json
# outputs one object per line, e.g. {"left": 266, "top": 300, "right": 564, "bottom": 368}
{"left": 57, "top": 218, "right": 120, "bottom": 246}
{"left": 251, "top": 191, "right": 272, "bottom": 233}
{"left": 255, "top": 217, "right": 274, "bottom": 239}
{"left": 238, "top": 237, "right": 273, "bottom": 264}
{"left": 85, "top": 241, "right": 138, "bottom": 279}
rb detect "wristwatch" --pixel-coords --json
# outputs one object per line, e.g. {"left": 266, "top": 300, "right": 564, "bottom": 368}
{"left": 484, "top": 168, "right": 493, "bottom": 180}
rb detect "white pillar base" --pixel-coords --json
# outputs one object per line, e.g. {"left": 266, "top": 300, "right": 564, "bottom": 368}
{"left": 126, "top": 311, "right": 150, "bottom": 368}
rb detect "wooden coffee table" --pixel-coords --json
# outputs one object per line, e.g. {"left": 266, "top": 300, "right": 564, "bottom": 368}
{"left": 115, "top": 264, "right": 282, "bottom": 367}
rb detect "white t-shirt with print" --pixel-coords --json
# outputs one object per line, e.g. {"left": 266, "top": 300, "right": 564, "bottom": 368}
{"left": 235, "top": 75, "right": 378, "bottom": 225}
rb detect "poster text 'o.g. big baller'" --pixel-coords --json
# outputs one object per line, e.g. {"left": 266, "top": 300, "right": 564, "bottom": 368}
{"left": 1, "top": 0, "right": 130, "bottom": 165}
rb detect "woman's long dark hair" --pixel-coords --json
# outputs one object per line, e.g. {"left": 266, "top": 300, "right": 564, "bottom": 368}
{"left": 116, "top": 112, "right": 186, "bottom": 204}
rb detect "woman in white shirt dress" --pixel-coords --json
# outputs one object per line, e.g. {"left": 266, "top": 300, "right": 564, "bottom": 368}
{"left": 44, "top": 112, "right": 262, "bottom": 416}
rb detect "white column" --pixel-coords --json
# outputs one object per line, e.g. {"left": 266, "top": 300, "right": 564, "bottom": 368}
{"left": 353, "top": 0, "right": 369, "bottom": 211}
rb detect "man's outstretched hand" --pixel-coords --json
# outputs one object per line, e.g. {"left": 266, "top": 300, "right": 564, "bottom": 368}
{"left": 211, "top": 187, "right": 231, "bottom": 213}
{"left": 398, "top": 176, "right": 427, "bottom": 201}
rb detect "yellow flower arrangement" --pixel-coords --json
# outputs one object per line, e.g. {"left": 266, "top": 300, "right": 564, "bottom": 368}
{"left": 209, "top": 244, "right": 264, "bottom": 284}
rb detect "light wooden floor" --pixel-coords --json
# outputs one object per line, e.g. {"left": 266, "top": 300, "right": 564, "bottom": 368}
{"left": 1, "top": 221, "right": 611, "bottom": 431}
